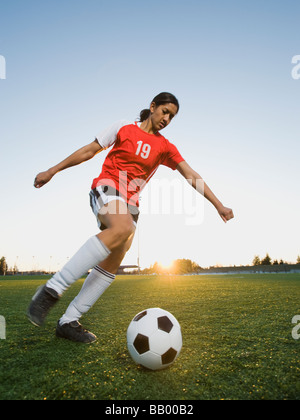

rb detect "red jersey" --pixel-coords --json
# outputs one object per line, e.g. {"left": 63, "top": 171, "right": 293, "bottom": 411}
{"left": 92, "top": 121, "right": 184, "bottom": 207}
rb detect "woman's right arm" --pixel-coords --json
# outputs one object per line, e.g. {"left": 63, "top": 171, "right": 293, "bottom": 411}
{"left": 34, "top": 140, "right": 103, "bottom": 188}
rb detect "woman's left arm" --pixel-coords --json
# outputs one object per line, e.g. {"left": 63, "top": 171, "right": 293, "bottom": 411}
{"left": 177, "top": 161, "right": 234, "bottom": 223}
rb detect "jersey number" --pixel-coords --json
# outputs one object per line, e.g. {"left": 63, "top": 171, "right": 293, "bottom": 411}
{"left": 136, "top": 141, "right": 151, "bottom": 159}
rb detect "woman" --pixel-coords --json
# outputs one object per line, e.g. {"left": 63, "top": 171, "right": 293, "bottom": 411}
{"left": 28, "top": 92, "right": 234, "bottom": 343}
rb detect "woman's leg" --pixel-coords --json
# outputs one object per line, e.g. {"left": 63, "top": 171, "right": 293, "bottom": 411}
{"left": 58, "top": 234, "right": 135, "bottom": 326}
{"left": 95, "top": 200, "right": 135, "bottom": 251}
{"left": 47, "top": 200, "right": 134, "bottom": 295}
{"left": 28, "top": 200, "right": 134, "bottom": 327}
{"left": 55, "top": 230, "right": 135, "bottom": 342}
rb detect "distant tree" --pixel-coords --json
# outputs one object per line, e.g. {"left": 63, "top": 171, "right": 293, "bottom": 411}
{"left": 297, "top": 256, "right": 300, "bottom": 265}
{"left": 273, "top": 260, "right": 279, "bottom": 265}
{"left": 261, "top": 254, "right": 272, "bottom": 265}
{"left": 172, "top": 259, "right": 201, "bottom": 274}
{"left": 152, "top": 262, "right": 162, "bottom": 274}
{"left": 144, "top": 259, "right": 201, "bottom": 275}
{"left": 0, "top": 257, "right": 7, "bottom": 275}
{"left": 252, "top": 255, "right": 261, "bottom": 266}
{"left": 146, "top": 262, "right": 165, "bottom": 274}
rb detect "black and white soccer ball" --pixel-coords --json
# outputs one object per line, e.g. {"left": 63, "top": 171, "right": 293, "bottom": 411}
{"left": 127, "top": 308, "right": 182, "bottom": 371}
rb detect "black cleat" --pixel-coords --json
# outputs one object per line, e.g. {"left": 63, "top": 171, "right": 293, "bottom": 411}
{"left": 56, "top": 321, "right": 97, "bottom": 344}
{"left": 27, "top": 285, "right": 60, "bottom": 327}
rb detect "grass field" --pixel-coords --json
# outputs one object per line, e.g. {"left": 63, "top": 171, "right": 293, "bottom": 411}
{"left": 0, "top": 273, "right": 299, "bottom": 400}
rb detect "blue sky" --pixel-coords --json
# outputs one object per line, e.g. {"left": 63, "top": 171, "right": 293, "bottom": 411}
{"left": 0, "top": 0, "right": 300, "bottom": 271}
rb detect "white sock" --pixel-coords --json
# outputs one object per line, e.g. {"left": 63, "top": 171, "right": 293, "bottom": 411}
{"left": 47, "top": 236, "right": 110, "bottom": 296}
{"left": 59, "top": 265, "right": 116, "bottom": 325}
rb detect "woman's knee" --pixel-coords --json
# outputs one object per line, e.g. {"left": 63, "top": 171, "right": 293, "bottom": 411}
{"left": 120, "top": 221, "right": 135, "bottom": 241}
{"left": 109, "top": 221, "right": 135, "bottom": 249}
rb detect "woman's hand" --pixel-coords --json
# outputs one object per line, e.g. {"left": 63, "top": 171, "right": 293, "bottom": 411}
{"left": 34, "top": 140, "right": 103, "bottom": 189}
{"left": 217, "top": 205, "right": 234, "bottom": 223}
{"left": 34, "top": 169, "right": 55, "bottom": 188}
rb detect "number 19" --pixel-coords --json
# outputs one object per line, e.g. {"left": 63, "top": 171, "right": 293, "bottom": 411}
{"left": 136, "top": 141, "right": 151, "bottom": 159}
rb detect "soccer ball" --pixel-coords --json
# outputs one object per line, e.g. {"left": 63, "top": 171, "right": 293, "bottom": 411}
{"left": 127, "top": 308, "right": 182, "bottom": 371}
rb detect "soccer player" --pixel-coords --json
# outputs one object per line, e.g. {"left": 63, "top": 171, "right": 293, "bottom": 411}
{"left": 28, "top": 92, "right": 234, "bottom": 343}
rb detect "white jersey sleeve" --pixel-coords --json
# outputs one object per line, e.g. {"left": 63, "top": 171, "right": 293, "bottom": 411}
{"left": 96, "top": 120, "right": 130, "bottom": 149}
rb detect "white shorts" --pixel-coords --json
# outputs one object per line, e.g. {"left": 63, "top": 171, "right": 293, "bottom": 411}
{"left": 89, "top": 186, "right": 139, "bottom": 231}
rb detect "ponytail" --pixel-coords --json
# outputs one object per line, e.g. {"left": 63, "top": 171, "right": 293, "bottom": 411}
{"left": 139, "top": 109, "right": 151, "bottom": 122}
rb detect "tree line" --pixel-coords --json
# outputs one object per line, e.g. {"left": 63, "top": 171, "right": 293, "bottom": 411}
{"left": 141, "top": 259, "right": 202, "bottom": 275}
{"left": 252, "top": 254, "right": 300, "bottom": 266}
{"left": 141, "top": 254, "right": 300, "bottom": 275}
{"left": 1, "top": 254, "right": 300, "bottom": 276}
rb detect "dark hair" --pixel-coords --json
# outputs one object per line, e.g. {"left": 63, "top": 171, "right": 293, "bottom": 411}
{"left": 139, "top": 92, "right": 180, "bottom": 122}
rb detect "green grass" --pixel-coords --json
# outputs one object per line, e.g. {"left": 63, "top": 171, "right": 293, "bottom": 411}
{"left": 0, "top": 274, "right": 299, "bottom": 400}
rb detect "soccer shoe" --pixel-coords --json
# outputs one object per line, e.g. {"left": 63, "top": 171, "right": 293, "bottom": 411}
{"left": 55, "top": 321, "right": 97, "bottom": 344}
{"left": 27, "top": 285, "right": 60, "bottom": 327}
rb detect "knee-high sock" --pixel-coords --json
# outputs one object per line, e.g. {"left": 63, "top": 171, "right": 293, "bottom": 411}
{"left": 59, "top": 265, "right": 116, "bottom": 325}
{"left": 47, "top": 236, "right": 110, "bottom": 296}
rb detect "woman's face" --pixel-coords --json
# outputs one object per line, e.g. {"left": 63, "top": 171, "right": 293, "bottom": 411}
{"left": 150, "top": 102, "right": 178, "bottom": 132}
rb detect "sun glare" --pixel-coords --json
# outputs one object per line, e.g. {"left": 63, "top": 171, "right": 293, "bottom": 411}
{"left": 158, "top": 261, "right": 175, "bottom": 273}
